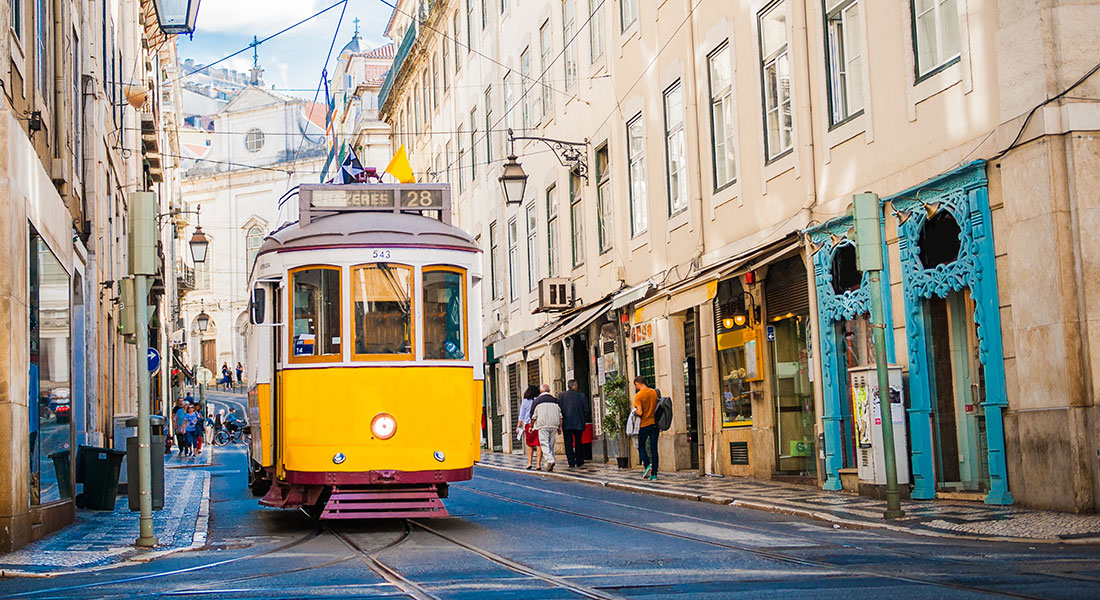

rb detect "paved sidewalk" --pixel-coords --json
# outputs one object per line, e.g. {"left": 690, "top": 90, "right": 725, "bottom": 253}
{"left": 0, "top": 463, "right": 211, "bottom": 577}
{"left": 477, "top": 452, "right": 1100, "bottom": 544}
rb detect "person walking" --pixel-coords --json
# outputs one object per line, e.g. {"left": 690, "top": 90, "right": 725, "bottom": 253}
{"left": 173, "top": 398, "right": 189, "bottom": 457}
{"left": 183, "top": 405, "right": 200, "bottom": 457}
{"left": 633, "top": 376, "right": 659, "bottom": 480}
{"left": 517, "top": 385, "right": 541, "bottom": 469}
{"left": 221, "top": 362, "right": 232, "bottom": 390}
{"left": 193, "top": 406, "right": 205, "bottom": 453}
{"left": 214, "top": 409, "right": 224, "bottom": 433}
{"left": 184, "top": 391, "right": 194, "bottom": 405}
{"left": 558, "top": 379, "right": 590, "bottom": 468}
{"left": 235, "top": 362, "right": 244, "bottom": 386}
{"left": 531, "top": 384, "right": 562, "bottom": 472}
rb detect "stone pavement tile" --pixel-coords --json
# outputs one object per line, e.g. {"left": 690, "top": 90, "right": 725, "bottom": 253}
{"left": 0, "top": 466, "right": 210, "bottom": 575}
{"left": 476, "top": 452, "right": 1100, "bottom": 543}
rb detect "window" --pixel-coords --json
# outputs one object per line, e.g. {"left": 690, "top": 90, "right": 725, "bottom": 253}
{"left": 589, "top": 0, "right": 604, "bottom": 62}
{"left": 570, "top": 175, "right": 584, "bottom": 267}
{"left": 627, "top": 114, "right": 648, "bottom": 236}
{"left": 413, "top": 85, "right": 421, "bottom": 132}
{"left": 422, "top": 71, "right": 431, "bottom": 125}
{"left": 825, "top": 0, "right": 864, "bottom": 125}
{"left": 469, "top": 108, "right": 478, "bottom": 180}
{"left": 708, "top": 42, "right": 737, "bottom": 189}
{"left": 291, "top": 267, "right": 342, "bottom": 361}
{"left": 457, "top": 126, "right": 466, "bottom": 191}
{"left": 526, "top": 201, "right": 538, "bottom": 290}
{"left": 245, "top": 128, "right": 265, "bottom": 153}
{"left": 562, "top": 0, "right": 577, "bottom": 89}
{"left": 539, "top": 22, "right": 553, "bottom": 119}
{"left": 760, "top": 2, "right": 793, "bottom": 162}
{"left": 663, "top": 81, "right": 688, "bottom": 216}
{"left": 245, "top": 227, "right": 263, "bottom": 273}
{"left": 36, "top": 0, "right": 47, "bottom": 99}
{"left": 423, "top": 268, "right": 467, "bottom": 360}
{"left": 503, "top": 72, "right": 515, "bottom": 130}
{"left": 596, "top": 144, "right": 612, "bottom": 254}
{"left": 351, "top": 264, "right": 413, "bottom": 359}
{"left": 620, "top": 0, "right": 637, "bottom": 32}
{"left": 547, "top": 185, "right": 559, "bottom": 277}
{"left": 484, "top": 87, "right": 493, "bottom": 163}
{"left": 432, "top": 152, "right": 442, "bottom": 181}
{"left": 442, "top": 41, "right": 451, "bottom": 90}
{"left": 445, "top": 140, "right": 453, "bottom": 183}
{"left": 489, "top": 221, "right": 501, "bottom": 300}
{"left": 453, "top": 12, "right": 462, "bottom": 70}
{"left": 481, "top": 0, "right": 487, "bottom": 28}
{"left": 912, "top": 0, "right": 959, "bottom": 78}
{"left": 466, "top": 0, "right": 473, "bottom": 52}
{"left": 12, "top": 0, "right": 21, "bottom": 41}
{"left": 507, "top": 217, "right": 519, "bottom": 301}
{"left": 521, "top": 49, "right": 535, "bottom": 127}
{"left": 432, "top": 53, "right": 440, "bottom": 108}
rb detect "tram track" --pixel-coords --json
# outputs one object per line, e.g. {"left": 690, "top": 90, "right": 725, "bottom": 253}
{"left": 456, "top": 483, "right": 1055, "bottom": 600}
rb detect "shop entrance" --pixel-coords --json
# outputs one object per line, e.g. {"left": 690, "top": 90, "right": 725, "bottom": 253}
{"left": 201, "top": 339, "right": 217, "bottom": 373}
{"left": 683, "top": 313, "right": 700, "bottom": 471}
{"left": 570, "top": 334, "right": 593, "bottom": 462}
{"left": 487, "top": 363, "right": 502, "bottom": 451}
{"left": 926, "top": 291, "right": 989, "bottom": 492}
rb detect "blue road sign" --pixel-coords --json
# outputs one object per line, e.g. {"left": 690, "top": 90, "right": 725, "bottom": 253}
{"left": 147, "top": 348, "right": 161, "bottom": 373}
{"left": 766, "top": 325, "right": 776, "bottom": 342}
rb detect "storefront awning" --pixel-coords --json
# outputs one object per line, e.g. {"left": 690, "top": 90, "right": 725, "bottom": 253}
{"left": 524, "top": 296, "right": 614, "bottom": 350}
{"left": 610, "top": 282, "right": 653, "bottom": 310}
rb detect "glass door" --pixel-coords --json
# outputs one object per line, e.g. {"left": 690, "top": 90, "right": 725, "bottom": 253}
{"left": 771, "top": 313, "right": 815, "bottom": 476}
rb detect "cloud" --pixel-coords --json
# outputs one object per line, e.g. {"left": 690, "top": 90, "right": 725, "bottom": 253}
{"left": 195, "top": 0, "right": 326, "bottom": 34}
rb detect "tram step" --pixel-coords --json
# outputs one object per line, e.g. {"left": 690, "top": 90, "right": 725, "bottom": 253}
{"left": 321, "top": 485, "right": 450, "bottom": 520}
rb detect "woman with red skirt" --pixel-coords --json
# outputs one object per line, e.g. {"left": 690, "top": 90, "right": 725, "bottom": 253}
{"left": 517, "top": 385, "right": 541, "bottom": 469}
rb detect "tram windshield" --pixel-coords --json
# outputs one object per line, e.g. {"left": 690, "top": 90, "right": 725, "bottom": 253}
{"left": 353, "top": 264, "right": 414, "bottom": 358}
{"left": 423, "top": 268, "right": 466, "bottom": 360}
{"left": 291, "top": 267, "right": 342, "bottom": 359}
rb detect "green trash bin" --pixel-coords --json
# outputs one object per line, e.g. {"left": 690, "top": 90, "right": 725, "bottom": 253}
{"left": 48, "top": 449, "right": 72, "bottom": 499}
{"left": 75, "top": 446, "right": 126, "bottom": 510}
{"left": 125, "top": 415, "right": 166, "bottom": 511}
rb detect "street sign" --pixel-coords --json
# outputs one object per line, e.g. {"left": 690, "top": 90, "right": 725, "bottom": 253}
{"left": 766, "top": 325, "right": 776, "bottom": 342}
{"left": 147, "top": 348, "right": 161, "bottom": 374}
{"left": 196, "top": 367, "right": 213, "bottom": 385}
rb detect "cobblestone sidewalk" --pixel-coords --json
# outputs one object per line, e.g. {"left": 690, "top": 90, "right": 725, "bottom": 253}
{"left": 0, "top": 466, "right": 210, "bottom": 576}
{"left": 476, "top": 452, "right": 1100, "bottom": 543}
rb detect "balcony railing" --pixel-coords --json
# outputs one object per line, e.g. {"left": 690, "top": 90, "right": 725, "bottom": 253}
{"left": 177, "top": 265, "right": 195, "bottom": 291}
{"left": 378, "top": 23, "right": 418, "bottom": 111}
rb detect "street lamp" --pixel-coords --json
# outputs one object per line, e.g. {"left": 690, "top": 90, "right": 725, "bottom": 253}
{"left": 189, "top": 226, "right": 209, "bottom": 264}
{"left": 498, "top": 154, "right": 528, "bottom": 205}
{"left": 152, "top": 0, "right": 201, "bottom": 35}
{"left": 196, "top": 301, "right": 210, "bottom": 333}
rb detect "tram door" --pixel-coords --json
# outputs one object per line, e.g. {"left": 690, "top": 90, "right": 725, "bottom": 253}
{"left": 927, "top": 291, "right": 989, "bottom": 492}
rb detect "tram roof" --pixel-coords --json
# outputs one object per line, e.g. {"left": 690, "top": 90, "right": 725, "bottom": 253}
{"left": 259, "top": 212, "right": 479, "bottom": 254}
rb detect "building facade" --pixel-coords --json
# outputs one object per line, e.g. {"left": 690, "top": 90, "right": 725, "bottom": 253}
{"left": 378, "top": 0, "right": 1100, "bottom": 511}
{"left": 0, "top": 0, "right": 184, "bottom": 550}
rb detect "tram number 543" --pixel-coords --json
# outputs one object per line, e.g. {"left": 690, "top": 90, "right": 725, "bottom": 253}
{"left": 401, "top": 189, "right": 443, "bottom": 209}
{"left": 371, "top": 249, "right": 392, "bottom": 260}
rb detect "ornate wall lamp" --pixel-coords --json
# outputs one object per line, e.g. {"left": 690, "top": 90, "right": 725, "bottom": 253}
{"left": 498, "top": 128, "right": 589, "bottom": 205}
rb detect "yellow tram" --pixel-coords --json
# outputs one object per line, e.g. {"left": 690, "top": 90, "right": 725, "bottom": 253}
{"left": 244, "top": 183, "right": 483, "bottom": 518}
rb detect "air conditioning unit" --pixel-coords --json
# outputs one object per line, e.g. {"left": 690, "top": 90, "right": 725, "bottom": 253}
{"left": 536, "top": 278, "right": 572, "bottom": 312}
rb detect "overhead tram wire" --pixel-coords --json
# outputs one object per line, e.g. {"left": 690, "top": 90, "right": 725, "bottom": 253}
{"left": 166, "top": 0, "right": 351, "bottom": 88}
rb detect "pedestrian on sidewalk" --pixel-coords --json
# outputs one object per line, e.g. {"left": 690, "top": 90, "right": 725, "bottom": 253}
{"left": 214, "top": 409, "right": 224, "bottom": 432}
{"left": 194, "top": 407, "right": 206, "bottom": 453}
{"left": 517, "top": 385, "right": 541, "bottom": 469}
{"left": 184, "top": 391, "right": 194, "bottom": 405}
{"left": 236, "top": 362, "right": 244, "bottom": 386}
{"left": 633, "top": 376, "right": 659, "bottom": 481}
{"left": 531, "top": 384, "right": 562, "bottom": 472}
{"left": 558, "top": 379, "right": 590, "bottom": 468}
{"left": 221, "top": 363, "right": 232, "bottom": 391}
{"left": 183, "top": 405, "right": 200, "bottom": 457}
{"left": 173, "top": 398, "right": 189, "bottom": 457}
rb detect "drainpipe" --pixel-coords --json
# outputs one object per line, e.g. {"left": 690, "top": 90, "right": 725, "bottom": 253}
{"left": 52, "top": 0, "right": 65, "bottom": 163}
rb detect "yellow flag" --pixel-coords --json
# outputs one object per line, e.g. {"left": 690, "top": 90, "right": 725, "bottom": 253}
{"left": 384, "top": 145, "right": 416, "bottom": 184}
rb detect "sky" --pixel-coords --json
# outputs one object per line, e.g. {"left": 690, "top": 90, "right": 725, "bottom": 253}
{"left": 177, "top": 0, "right": 396, "bottom": 99}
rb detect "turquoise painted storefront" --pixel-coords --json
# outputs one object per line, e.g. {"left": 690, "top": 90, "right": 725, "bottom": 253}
{"left": 807, "top": 161, "right": 1012, "bottom": 505}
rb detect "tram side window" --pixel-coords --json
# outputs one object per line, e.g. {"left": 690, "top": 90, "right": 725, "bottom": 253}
{"left": 291, "top": 267, "right": 342, "bottom": 359}
{"left": 423, "top": 268, "right": 466, "bottom": 360}
{"left": 353, "top": 264, "right": 414, "bottom": 358}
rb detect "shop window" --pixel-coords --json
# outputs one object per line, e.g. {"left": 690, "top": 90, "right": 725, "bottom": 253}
{"left": 29, "top": 229, "right": 73, "bottom": 505}
{"left": 423, "top": 268, "right": 466, "bottom": 360}
{"left": 830, "top": 243, "right": 861, "bottom": 294}
{"left": 633, "top": 344, "right": 655, "bottom": 388}
{"left": 715, "top": 278, "right": 759, "bottom": 427}
{"left": 291, "top": 266, "right": 342, "bottom": 361}
{"left": 918, "top": 210, "right": 961, "bottom": 269}
{"left": 352, "top": 264, "right": 413, "bottom": 359}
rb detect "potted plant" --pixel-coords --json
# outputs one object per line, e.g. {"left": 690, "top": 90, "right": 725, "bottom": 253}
{"left": 603, "top": 374, "right": 632, "bottom": 468}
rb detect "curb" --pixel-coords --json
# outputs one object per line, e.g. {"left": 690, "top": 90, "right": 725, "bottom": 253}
{"left": 476, "top": 462, "right": 1100, "bottom": 545}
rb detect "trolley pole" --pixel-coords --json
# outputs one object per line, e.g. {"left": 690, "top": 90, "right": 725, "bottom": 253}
{"left": 852, "top": 193, "right": 905, "bottom": 519}
{"left": 130, "top": 192, "right": 159, "bottom": 547}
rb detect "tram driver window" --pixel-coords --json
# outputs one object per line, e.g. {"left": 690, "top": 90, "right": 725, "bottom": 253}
{"left": 353, "top": 264, "right": 414, "bottom": 358}
{"left": 291, "top": 267, "right": 342, "bottom": 360}
{"left": 423, "top": 268, "right": 466, "bottom": 360}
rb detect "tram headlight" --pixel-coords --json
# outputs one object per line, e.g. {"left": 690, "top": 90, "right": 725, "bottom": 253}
{"left": 433, "top": 451, "right": 446, "bottom": 463}
{"left": 371, "top": 413, "right": 397, "bottom": 440}
{"left": 332, "top": 452, "right": 346, "bottom": 464}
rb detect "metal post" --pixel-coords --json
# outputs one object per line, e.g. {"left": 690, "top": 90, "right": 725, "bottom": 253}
{"left": 199, "top": 382, "right": 207, "bottom": 434}
{"left": 852, "top": 192, "right": 904, "bottom": 519}
{"left": 134, "top": 274, "right": 158, "bottom": 546}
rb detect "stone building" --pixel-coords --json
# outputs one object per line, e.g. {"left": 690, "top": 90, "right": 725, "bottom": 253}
{"left": 376, "top": 0, "right": 1100, "bottom": 512}
{"left": 0, "top": 0, "right": 184, "bottom": 550}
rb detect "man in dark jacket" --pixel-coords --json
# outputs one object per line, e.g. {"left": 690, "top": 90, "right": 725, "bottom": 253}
{"left": 558, "top": 379, "right": 590, "bottom": 468}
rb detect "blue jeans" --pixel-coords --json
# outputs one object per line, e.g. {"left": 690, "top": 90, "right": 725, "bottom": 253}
{"left": 638, "top": 425, "right": 659, "bottom": 475}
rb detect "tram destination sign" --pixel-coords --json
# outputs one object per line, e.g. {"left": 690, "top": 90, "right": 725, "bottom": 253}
{"left": 299, "top": 183, "right": 451, "bottom": 225}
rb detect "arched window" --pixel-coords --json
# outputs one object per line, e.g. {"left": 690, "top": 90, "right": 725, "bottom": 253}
{"left": 245, "top": 128, "right": 265, "bottom": 153}
{"left": 245, "top": 227, "right": 263, "bottom": 273}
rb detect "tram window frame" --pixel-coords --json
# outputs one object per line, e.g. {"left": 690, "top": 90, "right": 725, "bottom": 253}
{"left": 288, "top": 265, "right": 344, "bottom": 364}
{"left": 422, "top": 265, "right": 469, "bottom": 361}
{"left": 351, "top": 263, "right": 417, "bottom": 362}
